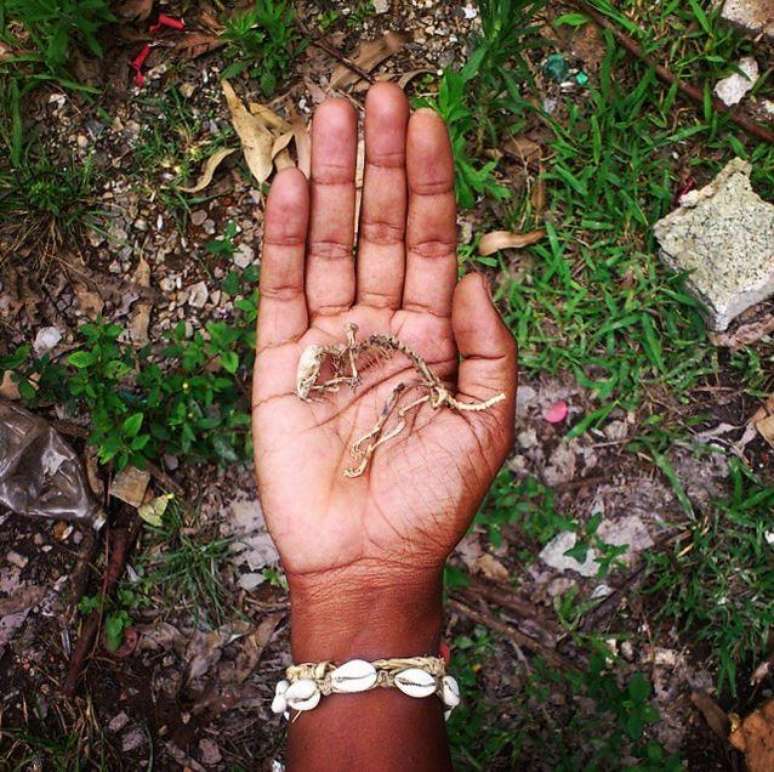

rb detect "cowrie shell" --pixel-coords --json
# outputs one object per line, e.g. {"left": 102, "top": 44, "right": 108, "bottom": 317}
{"left": 275, "top": 679, "right": 289, "bottom": 697}
{"left": 441, "top": 675, "right": 460, "bottom": 708}
{"left": 444, "top": 709, "right": 452, "bottom": 722}
{"left": 271, "top": 694, "right": 287, "bottom": 714}
{"left": 394, "top": 668, "right": 437, "bottom": 698}
{"left": 330, "top": 659, "right": 378, "bottom": 693}
{"left": 285, "top": 678, "right": 321, "bottom": 711}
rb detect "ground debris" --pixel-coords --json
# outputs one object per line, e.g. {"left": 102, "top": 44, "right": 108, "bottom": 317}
{"left": 729, "top": 699, "right": 774, "bottom": 772}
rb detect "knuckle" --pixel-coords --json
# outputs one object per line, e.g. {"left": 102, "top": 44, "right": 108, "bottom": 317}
{"left": 360, "top": 219, "right": 404, "bottom": 246}
{"left": 307, "top": 240, "right": 353, "bottom": 261}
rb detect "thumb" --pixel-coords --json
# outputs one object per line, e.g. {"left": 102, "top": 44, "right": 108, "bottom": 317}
{"left": 451, "top": 273, "right": 518, "bottom": 425}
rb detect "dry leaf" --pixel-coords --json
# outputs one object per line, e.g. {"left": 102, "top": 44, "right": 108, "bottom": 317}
{"left": 271, "top": 131, "right": 294, "bottom": 161}
{"left": 504, "top": 136, "right": 542, "bottom": 164}
{"left": 331, "top": 31, "right": 406, "bottom": 89}
{"left": 709, "top": 314, "right": 774, "bottom": 350}
{"left": 690, "top": 691, "right": 730, "bottom": 740}
{"left": 292, "top": 116, "right": 311, "bottom": 178}
{"left": 274, "top": 148, "right": 294, "bottom": 171}
{"left": 179, "top": 147, "right": 236, "bottom": 193}
{"left": 129, "top": 256, "right": 151, "bottom": 346}
{"left": 73, "top": 282, "right": 104, "bottom": 319}
{"left": 474, "top": 553, "right": 510, "bottom": 582}
{"left": 532, "top": 164, "right": 547, "bottom": 214}
{"left": 398, "top": 68, "right": 434, "bottom": 89}
{"left": 222, "top": 80, "right": 274, "bottom": 186}
{"left": 175, "top": 32, "right": 225, "bottom": 60}
{"left": 755, "top": 414, "right": 774, "bottom": 446}
{"left": 248, "top": 102, "right": 290, "bottom": 132}
{"left": 729, "top": 699, "right": 774, "bottom": 772}
{"left": 479, "top": 229, "right": 546, "bottom": 256}
{"left": 114, "top": 0, "right": 154, "bottom": 21}
{"left": 0, "top": 372, "right": 20, "bottom": 400}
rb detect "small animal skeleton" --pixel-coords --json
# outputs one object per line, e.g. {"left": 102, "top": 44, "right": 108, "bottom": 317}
{"left": 296, "top": 324, "right": 505, "bottom": 477}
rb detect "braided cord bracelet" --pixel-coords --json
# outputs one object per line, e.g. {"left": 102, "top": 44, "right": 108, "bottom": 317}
{"left": 271, "top": 656, "right": 461, "bottom": 720}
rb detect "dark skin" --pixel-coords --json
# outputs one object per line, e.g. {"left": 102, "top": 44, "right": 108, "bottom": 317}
{"left": 252, "top": 83, "right": 518, "bottom": 771}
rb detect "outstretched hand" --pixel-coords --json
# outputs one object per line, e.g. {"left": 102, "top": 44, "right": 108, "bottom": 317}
{"left": 252, "top": 83, "right": 517, "bottom": 660}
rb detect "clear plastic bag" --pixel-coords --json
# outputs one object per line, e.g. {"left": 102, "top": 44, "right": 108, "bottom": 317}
{"left": 0, "top": 400, "right": 104, "bottom": 528}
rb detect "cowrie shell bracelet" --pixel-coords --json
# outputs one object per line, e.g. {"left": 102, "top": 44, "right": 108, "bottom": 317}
{"left": 271, "top": 656, "right": 461, "bottom": 720}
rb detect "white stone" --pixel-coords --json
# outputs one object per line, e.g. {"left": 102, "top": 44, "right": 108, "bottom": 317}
{"left": 330, "top": 659, "right": 378, "bottom": 693}
{"left": 394, "top": 668, "right": 437, "bottom": 698}
{"left": 654, "top": 158, "right": 774, "bottom": 331}
{"left": 187, "top": 281, "right": 209, "bottom": 308}
{"left": 33, "top": 326, "right": 62, "bottom": 355}
{"left": 234, "top": 242, "right": 255, "bottom": 269}
{"left": 721, "top": 0, "right": 774, "bottom": 41}
{"left": 714, "top": 56, "right": 758, "bottom": 106}
{"left": 539, "top": 531, "right": 598, "bottom": 577}
{"left": 373, "top": 0, "right": 390, "bottom": 12}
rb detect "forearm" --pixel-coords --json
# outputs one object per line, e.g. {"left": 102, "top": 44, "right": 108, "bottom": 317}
{"left": 286, "top": 567, "right": 453, "bottom": 772}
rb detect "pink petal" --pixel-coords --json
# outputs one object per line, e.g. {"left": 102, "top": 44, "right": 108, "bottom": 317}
{"left": 543, "top": 400, "right": 568, "bottom": 424}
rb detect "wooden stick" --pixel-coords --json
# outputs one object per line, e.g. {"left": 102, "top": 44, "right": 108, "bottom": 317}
{"left": 571, "top": 0, "right": 774, "bottom": 145}
{"left": 449, "top": 597, "right": 574, "bottom": 671}
{"left": 296, "top": 23, "right": 375, "bottom": 85}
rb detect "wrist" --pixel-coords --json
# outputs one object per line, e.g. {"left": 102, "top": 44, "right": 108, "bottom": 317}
{"left": 287, "top": 563, "right": 443, "bottom": 662}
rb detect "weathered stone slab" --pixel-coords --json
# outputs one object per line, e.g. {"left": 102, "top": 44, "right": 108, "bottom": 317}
{"left": 654, "top": 158, "right": 774, "bottom": 331}
{"left": 721, "top": 0, "right": 774, "bottom": 42}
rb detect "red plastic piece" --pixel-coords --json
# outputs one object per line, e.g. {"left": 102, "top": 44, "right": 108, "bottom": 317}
{"left": 149, "top": 14, "right": 186, "bottom": 33}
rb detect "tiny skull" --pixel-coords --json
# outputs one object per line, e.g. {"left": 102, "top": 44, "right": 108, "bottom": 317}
{"left": 296, "top": 344, "right": 325, "bottom": 400}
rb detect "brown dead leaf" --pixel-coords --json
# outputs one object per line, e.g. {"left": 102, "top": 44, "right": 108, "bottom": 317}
{"left": 175, "top": 32, "right": 225, "bottom": 60}
{"left": 73, "top": 282, "right": 104, "bottom": 319}
{"left": 479, "top": 229, "right": 546, "bottom": 256}
{"left": 114, "top": 0, "right": 154, "bottom": 21}
{"left": 331, "top": 32, "right": 407, "bottom": 89}
{"left": 504, "top": 136, "right": 543, "bottom": 165}
{"left": 222, "top": 81, "right": 274, "bottom": 187}
{"left": 532, "top": 164, "right": 547, "bottom": 214}
{"left": 690, "top": 691, "right": 730, "bottom": 740}
{"left": 129, "top": 257, "right": 151, "bottom": 346}
{"left": 248, "top": 102, "right": 290, "bottom": 132}
{"left": 179, "top": 147, "right": 236, "bottom": 194}
{"left": 271, "top": 131, "right": 294, "bottom": 161}
{"left": 729, "top": 699, "right": 774, "bottom": 772}
{"left": 398, "top": 68, "right": 434, "bottom": 90}
{"left": 755, "top": 414, "right": 774, "bottom": 447}
{"left": 752, "top": 655, "right": 774, "bottom": 686}
{"left": 0, "top": 372, "right": 20, "bottom": 401}
{"left": 274, "top": 148, "right": 294, "bottom": 171}
{"left": 474, "top": 553, "right": 510, "bottom": 582}
{"left": 110, "top": 465, "right": 150, "bottom": 508}
{"left": 292, "top": 116, "right": 311, "bottom": 178}
{"left": 709, "top": 314, "right": 774, "bottom": 350}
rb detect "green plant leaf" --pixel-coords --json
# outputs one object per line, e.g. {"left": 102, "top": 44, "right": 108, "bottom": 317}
{"left": 122, "top": 412, "right": 144, "bottom": 437}
{"left": 553, "top": 12, "right": 589, "bottom": 27}
{"left": 68, "top": 350, "right": 96, "bottom": 368}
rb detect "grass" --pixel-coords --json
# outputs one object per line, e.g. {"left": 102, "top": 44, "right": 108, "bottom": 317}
{"left": 645, "top": 460, "right": 774, "bottom": 695}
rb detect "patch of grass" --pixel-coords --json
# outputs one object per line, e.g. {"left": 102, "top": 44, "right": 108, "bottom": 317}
{"left": 447, "top": 626, "right": 680, "bottom": 770}
{"left": 132, "top": 500, "right": 234, "bottom": 626}
{"left": 1, "top": 265, "right": 259, "bottom": 471}
{"left": 220, "top": 0, "right": 305, "bottom": 95}
{"left": 0, "top": 76, "right": 102, "bottom": 263}
{"left": 345, "top": 1, "right": 374, "bottom": 29}
{"left": 645, "top": 459, "right": 774, "bottom": 695}
{"left": 1, "top": 0, "right": 113, "bottom": 91}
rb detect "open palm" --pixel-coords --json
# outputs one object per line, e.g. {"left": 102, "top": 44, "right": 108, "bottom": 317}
{"left": 252, "top": 84, "right": 517, "bottom": 584}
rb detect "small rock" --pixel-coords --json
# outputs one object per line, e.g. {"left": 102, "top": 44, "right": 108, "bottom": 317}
{"left": 515, "top": 385, "right": 538, "bottom": 416}
{"left": 203, "top": 219, "right": 216, "bottom": 235}
{"left": 603, "top": 420, "right": 628, "bottom": 442}
{"left": 517, "top": 428, "right": 538, "bottom": 449}
{"left": 179, "top": 82, "right": 196, "bottom": 99}
{"left": 6, "top": 551, "right": 28, "bottom": 569}
{"left": 238, "top": 572, "right": 266, "bottom": 591}
{"left": 597, "top": 516, "right": 654, "bottom": 563}
{"left": 160, "top": 276, "right": 176, "bottom": 293}
{"left": 121, "top": 727, "right": 146, "bottom": 753}
{"left": 108, "top": 711, "right": 130, "bottom": 733}
{"left": 539, "top": 532, "right": 598, "bottom": 577}
{"left": 187, "top": 281, "right": 209, "bottom": 308}
{"left": 190, "top": 210, "right": 208, "bottom": 227}
{"left": 110, "top": 466, "right": 151, "bottom": 508}
{"left": 463, "top": 3, "right": 478, "bottom": 19}
{"left": 654, "top": 158, "right": 774, "bottom": 331}
{"left": 133, "top": 218, "right": 149, "bottom": 232}
{"left": 233, "top": 242, "right": 255, "bottom": 269}
{"left": 590, "top": 583, "right": 612, "bottom": 600}
{"left": 199, "top": 738, "right": 222, "bottom": 766}
{"left": 33, "top": 327, "right": 62, "bottom": 356}
{"left": 721, "top": 0, "right": 774, "bottom": 42}
{"left": 714, "top": 56, "right": 758, "bottom": 106}
{"left": 373, "top": 0, "right": 390, "bottom": 11}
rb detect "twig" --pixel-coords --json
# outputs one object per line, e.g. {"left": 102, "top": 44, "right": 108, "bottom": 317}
{"left": 63, "top": 518, "right": 142, "bottom": 697}
{"left": 462, "top": 579, "right": 560, "bottom": 635}
{"left": 312, "top": 39, "right": 374, "bottom": 84}
{"left": 449, "top": 597, "right": 574, "bottom": 671}
{"left": 570, "top": 0, "right": 774, "bottom": 145}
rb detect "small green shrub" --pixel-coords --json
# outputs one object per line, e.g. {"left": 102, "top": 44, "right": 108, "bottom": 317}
{"left": 1, "top": 266, "right": 259, "bottom": 472}
{"left": 221, "top": 0, "right": 305, "bottom": 95}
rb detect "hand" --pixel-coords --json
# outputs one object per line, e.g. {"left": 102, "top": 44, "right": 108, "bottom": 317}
{"left": 252, "top": 83, "right": 517, "bottom": 661}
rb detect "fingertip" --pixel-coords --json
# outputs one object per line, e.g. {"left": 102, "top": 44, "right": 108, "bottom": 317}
{"left": 366, "top": 80, "right": 408, "bottom": 109}
{"left": 266, "top": 168, "right": 309, "bottom": 233}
